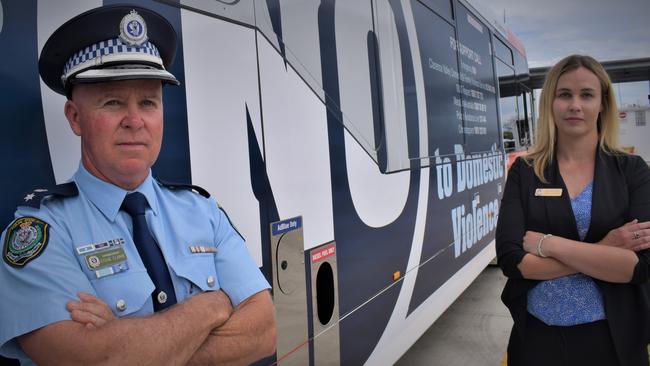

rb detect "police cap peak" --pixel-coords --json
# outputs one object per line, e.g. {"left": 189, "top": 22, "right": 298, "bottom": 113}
{"left": 39, "top": 4, "right": 180, "bottom": 95}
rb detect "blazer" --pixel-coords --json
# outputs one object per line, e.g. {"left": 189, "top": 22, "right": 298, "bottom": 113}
{"left": 496, "top": 149, "right": 650, "bottom": 366}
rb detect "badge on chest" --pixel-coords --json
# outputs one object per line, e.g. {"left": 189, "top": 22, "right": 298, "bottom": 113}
{"left": 535, "top": 188, "right": 563, "bottom": 197}
{"left": 76, "top": 238, "right": 129, "bottom": 279}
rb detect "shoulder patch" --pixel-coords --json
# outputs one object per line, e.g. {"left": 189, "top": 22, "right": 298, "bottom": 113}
{"left": 18, "top": 182, "right": 79, "bottom": 208}
{"left": 3, "top": 217, "right": 50, "bottom": 267}
{"left": 156, "top": 179, "right": 211, "bottom": 198}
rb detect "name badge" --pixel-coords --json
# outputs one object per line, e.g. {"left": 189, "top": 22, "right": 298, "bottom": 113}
{"left": 85, "top": 247, "right": 127, "bottom": 270}
{"left": 535, "top": 188, "right": 563, "bottom": 197}
{"left": 85, "top": 247, "right": 129, "bottom": 279}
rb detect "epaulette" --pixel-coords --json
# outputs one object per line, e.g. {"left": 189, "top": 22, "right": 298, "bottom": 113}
{"left": 156, "top": 179, "right": 211, "bottom": 198}
{"left": 18, "top": 182, "right": 79, "bottom": 208}
{"left": 216, "top": 205, "right": 245, "bottom": 242}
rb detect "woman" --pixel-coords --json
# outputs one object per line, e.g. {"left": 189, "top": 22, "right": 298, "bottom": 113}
{"left": 496, "top": 54, "right": 650, "bottom": 366}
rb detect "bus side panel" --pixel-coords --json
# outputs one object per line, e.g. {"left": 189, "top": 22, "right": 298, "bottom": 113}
{"left": 0, "top": 0, "right": 55, "bottom": 229}
{"left": 407, "top": 0, "right": 504, "bottom": 313}
{"left": 317, "top": 1, "right": 425, "bottom": 364}
{"left": 180, "top": 9, "right": 266, "bottom": 267}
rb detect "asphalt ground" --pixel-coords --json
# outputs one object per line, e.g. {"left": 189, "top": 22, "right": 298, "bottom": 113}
{"left": 396, "top": 265, "right": 511, "bottom": 366}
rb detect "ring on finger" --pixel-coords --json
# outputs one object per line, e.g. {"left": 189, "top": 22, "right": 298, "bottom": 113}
{"left": 634, "top": 231, "right": 641, "bottom": 240}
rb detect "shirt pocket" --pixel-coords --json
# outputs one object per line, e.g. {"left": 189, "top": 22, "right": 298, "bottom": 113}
{"left": 91, "top": 269, "right": 154, "bottom": 316}
{"left": 173, "top": 253, "right": 220, "bottom": 293}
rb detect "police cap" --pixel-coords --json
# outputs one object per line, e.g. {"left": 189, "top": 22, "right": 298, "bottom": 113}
{"left": 39, "top": 4, "right": 180, "bottom": 95}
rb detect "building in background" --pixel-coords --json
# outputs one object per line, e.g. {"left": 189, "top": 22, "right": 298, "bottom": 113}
{"left": 619, "top": 105, "right": 650, "bottom": 162}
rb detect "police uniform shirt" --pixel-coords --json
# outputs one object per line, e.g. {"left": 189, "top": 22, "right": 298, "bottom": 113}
{"left": 0, "top": 163, "right": 270, "bottom": 362}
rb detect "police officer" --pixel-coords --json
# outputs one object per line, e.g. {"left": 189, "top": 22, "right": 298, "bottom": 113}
{"left": 0, "top": 5, "right": 275, "bottom": 365}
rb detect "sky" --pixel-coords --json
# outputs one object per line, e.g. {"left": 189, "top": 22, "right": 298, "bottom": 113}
{"left": 467, "top": 0, "right": 650, "bottom": 107}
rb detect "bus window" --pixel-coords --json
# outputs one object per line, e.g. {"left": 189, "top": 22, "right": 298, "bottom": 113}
{"left": 495, "top": 37, "right": 513, "bottom": 66}
{"left": 513, "top": 47, "right": 529, "bottom": 81}
{"left": 515, "top": 84, "right": 533, "bottom": 148}
{"left": 523, "top": 88, "right": 536, "bottom": 145}
{"left": 418, "top": 0, "right": 454, "bottom": 21}
{"left": 496, "top": 60, "right": 518, "bottom": 152}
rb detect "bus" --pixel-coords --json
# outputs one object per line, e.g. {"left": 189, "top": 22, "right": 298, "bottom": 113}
{"left": 0, "top": 0, "right": 532, "bottom": 364}
{"left": 490, "top": 20, "right": 536, "bottom": 168}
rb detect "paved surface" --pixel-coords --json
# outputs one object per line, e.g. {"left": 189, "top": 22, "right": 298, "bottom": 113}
{"left": 396, "top": 266, "right": 512, "bottom": 366}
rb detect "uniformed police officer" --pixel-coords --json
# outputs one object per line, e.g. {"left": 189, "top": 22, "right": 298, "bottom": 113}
{"left": 0, "top": 5, "right": 275, "bottom": 365}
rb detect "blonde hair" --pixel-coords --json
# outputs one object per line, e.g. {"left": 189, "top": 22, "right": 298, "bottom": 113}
{"left": 527, "top": 54, "right": 622, "bottom": 182}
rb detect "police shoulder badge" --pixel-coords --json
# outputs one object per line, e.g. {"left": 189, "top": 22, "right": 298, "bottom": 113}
{"left": 119, "top": 10, "right": 148, "bottom": 46}
{"left": 3, "top": 217, "right": 50, "bottom": 267}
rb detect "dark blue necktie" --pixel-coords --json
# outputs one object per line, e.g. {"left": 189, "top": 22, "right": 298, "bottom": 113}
{"left": 121, "top": 192, "right": 177, "bottom": 311}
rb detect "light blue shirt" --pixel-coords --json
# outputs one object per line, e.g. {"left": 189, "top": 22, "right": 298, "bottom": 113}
{"left": 527, "top": 181, "right": 606, "bottom": 326}
{"left": 0, "top": 164, "right": 269, "bottom": 363}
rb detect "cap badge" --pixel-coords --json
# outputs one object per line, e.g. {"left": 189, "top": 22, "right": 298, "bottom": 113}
{"left": 119, "top": 10, "right": 148, "bottom": 46}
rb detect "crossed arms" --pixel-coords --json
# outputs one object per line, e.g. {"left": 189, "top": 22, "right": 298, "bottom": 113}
{"left": 517, "top": 221, "right": 650, "bottom": 282}
{"left": 19, "top": 289, "right": 276, "bottom": 366}
{"left": 496, "top": 157, "right": 650, "bottom": 284}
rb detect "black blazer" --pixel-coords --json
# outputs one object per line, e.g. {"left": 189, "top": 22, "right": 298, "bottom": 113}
{"left": 496, "top": 149, "right": 650, "bottom": 366}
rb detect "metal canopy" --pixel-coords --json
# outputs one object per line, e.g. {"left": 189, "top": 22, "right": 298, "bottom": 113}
{"left": 526, "top": 57, "right": 650, "bottom": 90}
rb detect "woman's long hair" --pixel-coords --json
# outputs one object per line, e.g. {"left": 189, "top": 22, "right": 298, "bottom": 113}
{"left": 527, "top": 54, "right": 622, "bottom": 182}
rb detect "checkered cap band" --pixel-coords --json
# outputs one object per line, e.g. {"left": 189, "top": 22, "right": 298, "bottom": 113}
{"left": 63, "top": 37, "right": 162, "bottom": 77}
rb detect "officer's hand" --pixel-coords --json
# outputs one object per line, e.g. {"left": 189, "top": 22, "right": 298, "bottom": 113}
{"left": 66, "top": 292, "right": 117, "bottom": 329}
{"left": 196, "top": 290, "right": 233, "bottom": 330}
